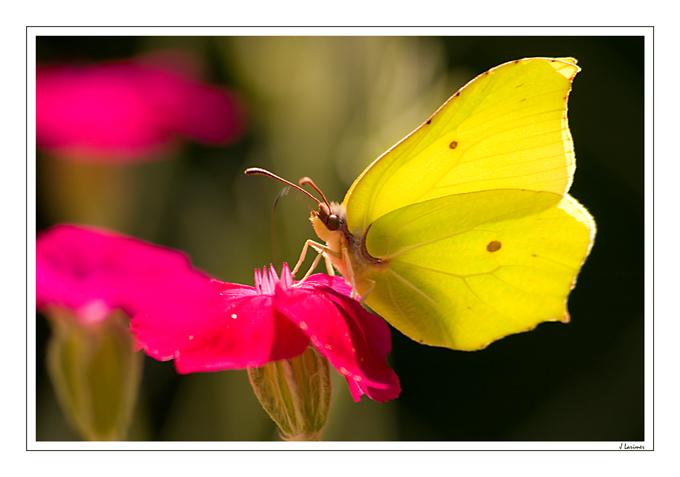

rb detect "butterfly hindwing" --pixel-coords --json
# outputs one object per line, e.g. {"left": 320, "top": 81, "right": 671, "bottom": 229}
{"left": 360, "top": 189, "right": 594, "bottom": 350}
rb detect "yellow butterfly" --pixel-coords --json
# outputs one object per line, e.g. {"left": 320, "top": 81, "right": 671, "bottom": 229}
{"left": 247, "top": 57, "right": 596, "bottom": 351}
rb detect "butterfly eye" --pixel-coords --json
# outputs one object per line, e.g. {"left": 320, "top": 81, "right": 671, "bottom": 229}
{"left": 316, "top": 203, "right": 340, "bottom": 231}
{"left": 326, "top": 214, "right": 340, "bottom": 231}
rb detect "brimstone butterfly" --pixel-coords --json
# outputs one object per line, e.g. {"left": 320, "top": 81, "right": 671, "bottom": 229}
{"left": 247, "top": 57, "right": 596, "bottom": 351}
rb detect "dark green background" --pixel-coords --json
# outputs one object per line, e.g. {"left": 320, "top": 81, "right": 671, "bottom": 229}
{"left": 35, "top": 34, "right": 645, "bottom": 442}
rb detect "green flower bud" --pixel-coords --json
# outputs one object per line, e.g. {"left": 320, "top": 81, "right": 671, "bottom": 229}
{"left": 45, "top": 307, "right": 142, "bottom": 441}
{"left": 247, "top": 346, "right": 331, "bottom": 441}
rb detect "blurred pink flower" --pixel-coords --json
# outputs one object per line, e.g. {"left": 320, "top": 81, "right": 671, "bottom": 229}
{"left": 132, "top": 264, "right": 401, "bottom": 402}
{"left": 36, "top": 52, "right": 246, "bottom": 162}
{"left": 36, "top": 224, "right": 215, "bottom": 324}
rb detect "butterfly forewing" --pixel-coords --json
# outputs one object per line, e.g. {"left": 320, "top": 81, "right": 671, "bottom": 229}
{"left": 344, "top": 58, "right": 580, "bottom": 237}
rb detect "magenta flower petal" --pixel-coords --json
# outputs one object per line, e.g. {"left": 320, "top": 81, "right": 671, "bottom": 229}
{"left": 37, "top": 225, "right": 400, "bottom": 405}
{"left": 36, "top": 52, "right": 245, "bottom": 162}
{"left": 37, "top": 224, "right": 399, "bottom": 437}
{"left": 275, "top": 274, "right": 400, "bottom": 402}
{"left": 135, "top": 66, "right": 244, "bottom": 145}
{"left": 132, "top": 263, "right": 400, "bottom": 402}
{"left": 36, "top": 224, "right": 215, "bottom": 324}
{"left": 133, "top": 279, "right": 309, "bottom": 373}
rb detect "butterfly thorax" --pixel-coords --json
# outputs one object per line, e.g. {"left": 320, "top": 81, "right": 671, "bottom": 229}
{"left": 311, "top": 201, "right": 386, "bottom": 295}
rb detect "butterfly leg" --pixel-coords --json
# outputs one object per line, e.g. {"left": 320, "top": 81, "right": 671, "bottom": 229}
{"left": 340, "top": 248, "right": 362, "bottom": 299}
{"left": 340, "top": 246, "right": 375, "bottom": 303}
{"left": 292, "top": 239, "right": 339, "bottom": 283}
{"left": 323, "top": 253, "right": 336, "bottom": 276}
{"left": 357, "top": 279, "right": 375, "bottom": 306}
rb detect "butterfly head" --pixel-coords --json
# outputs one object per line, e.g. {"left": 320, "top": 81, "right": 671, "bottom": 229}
{"left": 243, "top": 167, "right": 349, "bottom": 260}
{"left": 311, "top": 202, "right": 346, "bottom": 242}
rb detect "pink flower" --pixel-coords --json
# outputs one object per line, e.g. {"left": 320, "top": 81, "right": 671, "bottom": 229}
{"left": 36, "top": 224, "right": 400, "bottom": 402}
{"left": 36, "top": 51, "right": 245, "bottom": 162}
{"left": 36, "top": 224, "right": 215, "bottom": 324}
{"left": 131, "top": 264, "right": 401, "bottom": 402}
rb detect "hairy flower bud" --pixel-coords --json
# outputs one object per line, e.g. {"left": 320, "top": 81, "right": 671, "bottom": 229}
{"left": 248, "top": 346, "right": 331, "bottom": 441}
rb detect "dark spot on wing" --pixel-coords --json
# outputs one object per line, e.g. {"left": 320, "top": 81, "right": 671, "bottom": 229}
{"left": 487, "top": 240, "right": 502, "bottom": 252}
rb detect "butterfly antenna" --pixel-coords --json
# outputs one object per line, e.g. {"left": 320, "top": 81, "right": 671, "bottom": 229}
{"left": 245, "top": 167, "right": 321, "bottom": 205}
{"left": 299, "top": 176, "right": 331, "bottom": 210}
{"left": 269, "top": 186, "right": 291, "bottom": 264}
